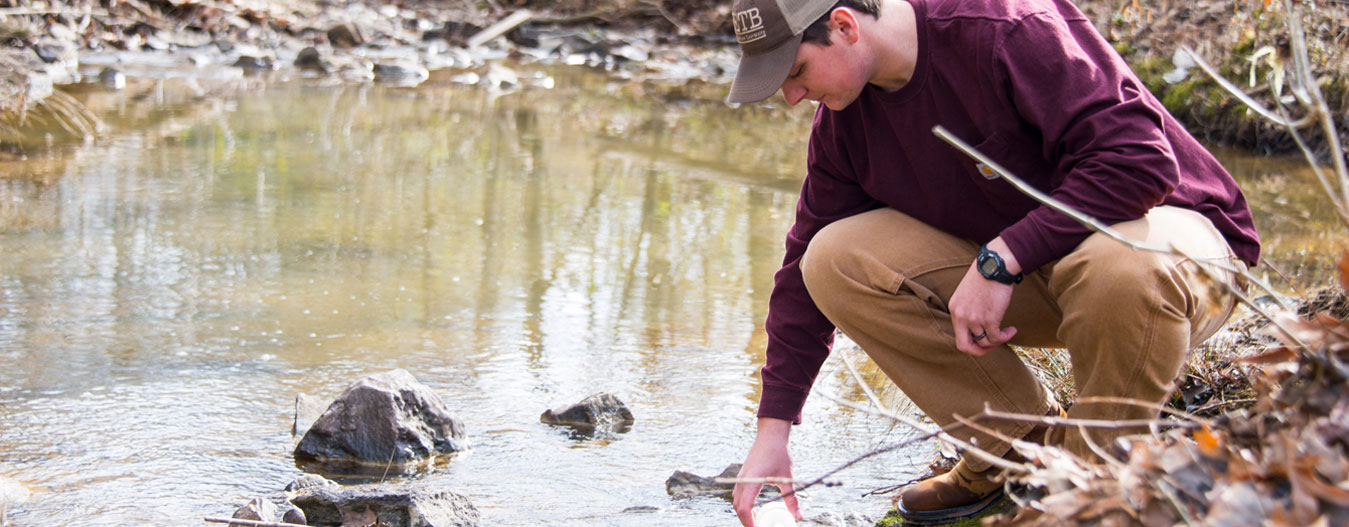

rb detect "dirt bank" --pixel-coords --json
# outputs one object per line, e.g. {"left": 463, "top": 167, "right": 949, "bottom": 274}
{"left": 1, "top": 0, "right": 1346, "bottom": 155}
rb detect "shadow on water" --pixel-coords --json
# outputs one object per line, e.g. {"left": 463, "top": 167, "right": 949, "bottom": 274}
{"left": 0, "top": 62, "right": 1340, "bottom": 527}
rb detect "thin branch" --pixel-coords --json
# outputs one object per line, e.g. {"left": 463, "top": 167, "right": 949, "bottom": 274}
{"left": 203, "top": 518, "right": 307, "bottom": 527}
{"left": 932, "top": 126, "right": 1173, "bottom": 254}
{"left": 935, "top": 124, "right": 1315, "bottom": 355}
{"left": 1073, "top": 395, "right": 1209, "bottom": 424}
{"left": 1155, "top": 479, "right": 1201, "bottom": 527}
{"left": 981, "top": 406, "right": 1200, "bottom": 431}
{"left": 713, "top": 476, "right": 802, "bottom": 486}
{"left": 838, "top": 348, "right": 886, "bottom": 411}
{"left": 814, "top": 388, "right": 1027, "bottom": 473}
{"left": 1193, "top": 398, "right": 1257, "bottom": 414}
{"left": 1178, "top": 45, "right": 1314, "bottom": 129}
{"left": 1173, "top": 244, "right": 1315, "bottom": 353}
{"left": 1283, "top": 0, "right": 1349, "bottom": 203}
{"left": 1077, "top": 419, "right": 1131, "bottom": 470}
{"left": 719, "top": 427, "right": 944, "bottom": 505}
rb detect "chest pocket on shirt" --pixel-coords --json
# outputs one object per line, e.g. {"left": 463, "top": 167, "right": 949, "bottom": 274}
{"left": 965, "top": 132, "right": 1045, "bottom": 221}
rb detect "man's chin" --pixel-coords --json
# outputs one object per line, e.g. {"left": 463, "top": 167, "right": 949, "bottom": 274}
{"left": 821, "top": 95, "right": 859, "bottom": 111}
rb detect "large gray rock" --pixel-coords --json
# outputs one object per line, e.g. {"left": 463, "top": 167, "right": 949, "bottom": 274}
{"left": 295, "top": 370, "right": 467, "bottom": 464}
{"left": 540, "top": 393, "right": 634, "bottom": 435}
{"left": 290, "top": 482, "right": 479, "bottom": 527}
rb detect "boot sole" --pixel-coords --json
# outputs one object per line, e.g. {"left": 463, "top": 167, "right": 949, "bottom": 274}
{"left": 895, "top": 486, "right": 1006, "bottom": 525}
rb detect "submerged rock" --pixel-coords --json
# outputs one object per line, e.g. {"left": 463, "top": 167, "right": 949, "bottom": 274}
{"left": 294, "top": 369, "right": 468, "bottom": 465}
{"left": 229, "top": 496, "right": 306, "bottom": 526}
{"left": 290, "top": 482, "right": 480, "bottom": 527}
{"left": 372, "top": 61, "right": 429, "bottom": 85}
{"left": 97, "top": 67, "right": 126, "bottom": 90}
{"left": 286, "top": 474, "right": 338, "bottom": 493}
{"left": 666, "top": 463, "right": 740, "bottom": 498}
{"left": 540, "top": 393, "right": 634, "bottom": 435}
{"left": 231, "top": 497, "right": 280, "bottom": 524}
{"left": 233, "top": 55, "right": 276, "bottom": 70}
{"left": 294, "top": 47, "right": 328, "bottom": 72}
{"left": 327, "top": 23, "right": 366, "bottom": 49}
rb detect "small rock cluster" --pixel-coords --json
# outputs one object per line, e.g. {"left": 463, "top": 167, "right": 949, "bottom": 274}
{"left": 225, "top": 369, "right": 651, "bottom": 527}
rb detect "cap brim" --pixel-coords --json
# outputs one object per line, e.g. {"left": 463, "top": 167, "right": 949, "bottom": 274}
{"left": 726, "top": 33, "right": 803, "bottom": 104}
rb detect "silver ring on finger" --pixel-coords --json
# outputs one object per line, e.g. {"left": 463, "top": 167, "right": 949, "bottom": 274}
{"left": 971, "top": 331, "right": 987, "bottom": 341}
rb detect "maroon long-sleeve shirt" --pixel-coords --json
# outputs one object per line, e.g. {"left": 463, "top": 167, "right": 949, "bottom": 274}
{"left": 758, "top": 0, "right": 1261, "bottom": 423}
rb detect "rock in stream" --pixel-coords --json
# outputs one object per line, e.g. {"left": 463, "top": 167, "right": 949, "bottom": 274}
{"left": 294, "top": 369, "right": 468, "bottom": 465}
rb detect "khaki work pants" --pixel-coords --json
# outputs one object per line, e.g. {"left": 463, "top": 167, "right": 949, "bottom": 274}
{"left": 800, "top": 206, "right": 1241, "bottom": 470}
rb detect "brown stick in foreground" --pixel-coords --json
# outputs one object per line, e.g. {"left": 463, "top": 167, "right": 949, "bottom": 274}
{"left": 203, "top": 517, "right": 308, "bottom": 527}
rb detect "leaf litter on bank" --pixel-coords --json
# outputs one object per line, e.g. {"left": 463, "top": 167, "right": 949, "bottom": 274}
{"left": 976, "top": 255, "right": 1349, "bottom": 527}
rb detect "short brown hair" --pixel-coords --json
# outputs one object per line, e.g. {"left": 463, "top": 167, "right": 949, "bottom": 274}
{"left": 801, "top": 0, "right": 882, "bottom": 46}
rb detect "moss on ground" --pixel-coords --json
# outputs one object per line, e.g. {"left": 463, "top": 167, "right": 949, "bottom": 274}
{"left": 874, "top": 497, "right": 1017, "bottom": 527}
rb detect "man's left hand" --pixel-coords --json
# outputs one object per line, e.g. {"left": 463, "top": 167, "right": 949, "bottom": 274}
{"left": 948, "top": 238, "right": 1020, "bottom": 356}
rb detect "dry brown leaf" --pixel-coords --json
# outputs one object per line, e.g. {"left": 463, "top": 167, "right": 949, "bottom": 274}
{"left": 1291, "top": 458, "right": 1349, "bottom": 507}
{"left": 1196, "top": 424, "right": 1222, "bottom": 456}
{"left": 1204, "top": 481, "right": 1270, "bottom": 527}
{"left": 1072, "top": 493, "right": 1132, "bottom": 520}
{"left": 1338, "top": 249, "right": 1349, "bottom": 292}
{"left": 1238, "top": 345, "right": 1299, "bottom": 365}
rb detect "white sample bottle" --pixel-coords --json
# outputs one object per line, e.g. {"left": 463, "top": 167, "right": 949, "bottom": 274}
{"left": 754, "top": 500, "right": 797, "bottom": 527}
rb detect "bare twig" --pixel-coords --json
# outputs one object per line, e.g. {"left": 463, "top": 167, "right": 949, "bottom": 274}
{"left": 1283, "top": 0, "right": 1349, "bottom": 206}
{"left": 1077, "top": 421, "right": 1130, "bottom": 470}
{"left": 716, "top": 428, "right": 938, "bottom": 504}
{"left": 467, "top": 9, "right": 533, "bottom": 48}
{"left": 815, "top": 388, "right": 1027, "bottom": 473}
{"left": 1073, "top": 395, "right": 1209, "bottom": 424}
{"left": 1179, "top": 45, "right": 1314, "bottom": 130}
{"left": 1155, "top": 479, "right": 1201, "bottom": 526}
{"left": 981, "top": 406, "right": 1201, "bottom": 431}
{"left": 1174, "top": 244, "right": 1315, "bottom": 353}
{"left": 933, "top": 125, "right": 1173, "bottom": 255}
{"left": 838, "top": 348, "right": 887, "bottom": 411}
{"left": 203, "top": 518, "right": 308, "bottom": 527}
{"left": 713, "top": 476, "right": 802, "bottom": 486}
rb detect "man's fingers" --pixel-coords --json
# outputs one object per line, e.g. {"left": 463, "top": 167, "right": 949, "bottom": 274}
{"left": 953, "top": 319, "right": 973, "bottom": 351}
{"left": 782, "top": 487, "right": 803, "bottom": 521}
{"left": 733, "top": 483, "right": 762, "bottom": 527}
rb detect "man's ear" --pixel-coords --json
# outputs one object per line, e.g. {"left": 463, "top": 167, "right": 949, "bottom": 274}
{"left": 830, "top": 8, "right": 861, "bottom": 44}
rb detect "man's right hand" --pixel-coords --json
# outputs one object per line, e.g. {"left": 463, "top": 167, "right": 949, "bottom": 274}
{"left": 733, "top": 417, "right": 803, "bottom": 526}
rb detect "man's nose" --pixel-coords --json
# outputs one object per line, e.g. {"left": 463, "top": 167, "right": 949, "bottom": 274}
{"left": 781, "top": 81, "right": 806, "bottom": 106}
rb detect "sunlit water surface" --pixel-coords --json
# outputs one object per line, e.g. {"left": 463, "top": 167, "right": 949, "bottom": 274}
{"left": 0, "top": 64, "right": 1336, "bottom": 526}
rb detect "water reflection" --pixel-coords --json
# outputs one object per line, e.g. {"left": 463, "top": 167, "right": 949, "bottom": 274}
{"left": 0, "top": 65, "right": 1339, "bottom": 526}
{"left": 0, "top": 68, "right": 909, "bottom": 527}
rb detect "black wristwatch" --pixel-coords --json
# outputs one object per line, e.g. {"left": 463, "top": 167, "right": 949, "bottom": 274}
{"left": 976, "top": 245, "right": 1023, "bottom": 285}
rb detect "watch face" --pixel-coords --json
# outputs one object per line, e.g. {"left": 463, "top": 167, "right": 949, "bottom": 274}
{"left": 979, "top": 255, "right": 999, "bottom": 275}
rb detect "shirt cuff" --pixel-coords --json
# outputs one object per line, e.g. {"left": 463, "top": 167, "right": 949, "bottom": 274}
{"left": 756, "top": 384, "right": 809, "bottom": 425}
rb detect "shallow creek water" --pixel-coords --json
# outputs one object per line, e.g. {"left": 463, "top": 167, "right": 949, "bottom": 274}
{"left": 0, "top": 63, "right": 1337, "bottom": 526}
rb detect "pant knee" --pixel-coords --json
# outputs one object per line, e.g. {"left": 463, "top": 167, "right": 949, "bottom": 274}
{"left": 1055, "top": 237, "right": 1185, "bottom": 313}
{"left": 800, "top": 221, "right": 856, "bottom": 305}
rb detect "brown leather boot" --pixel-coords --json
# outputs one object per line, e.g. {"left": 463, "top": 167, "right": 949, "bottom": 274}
{"left": 895, "top": 457, "right": 1006, "bottom": 524}
{"left": 897, "top": 405, "right": 1065, "bottom": 523}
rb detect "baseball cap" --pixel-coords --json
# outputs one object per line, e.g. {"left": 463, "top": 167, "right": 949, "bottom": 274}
{"left": 727, "top": 0, "right": 837, "bottom": 104}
